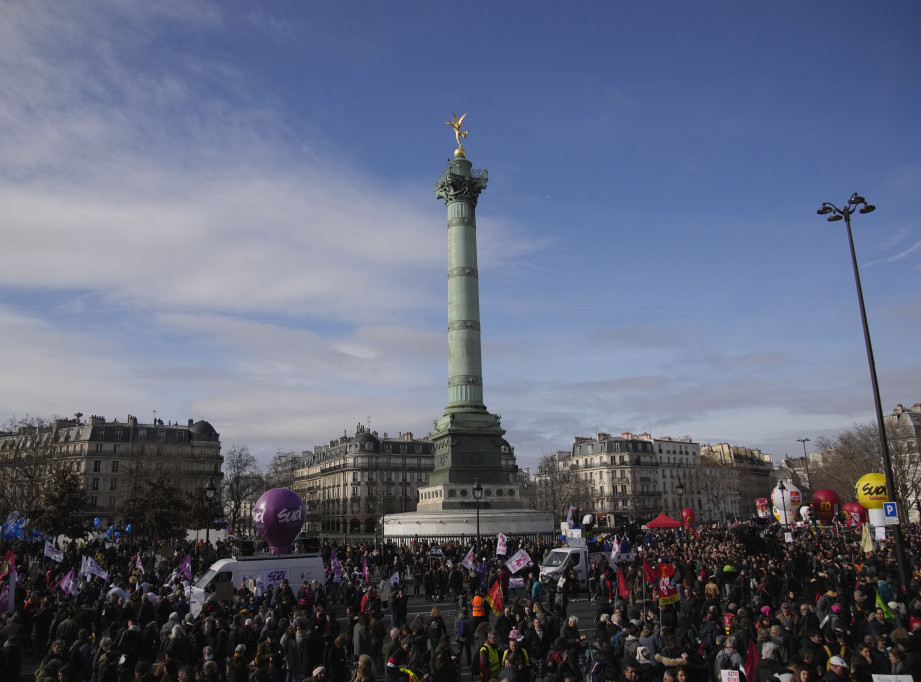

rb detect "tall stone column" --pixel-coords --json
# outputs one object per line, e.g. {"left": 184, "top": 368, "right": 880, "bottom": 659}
{"left": 435, "top": 157, "right": 488, "bottom": 412}
{"left": 429, "top": 153, "right": 509, "bottom": 489}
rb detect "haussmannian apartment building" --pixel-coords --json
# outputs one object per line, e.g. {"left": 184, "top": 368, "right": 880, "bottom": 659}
{"left": 0, "top": 413, "right": 223, "bottom": 526}
{"left": 292, "top": 424, "right": 436, "bottom": 541}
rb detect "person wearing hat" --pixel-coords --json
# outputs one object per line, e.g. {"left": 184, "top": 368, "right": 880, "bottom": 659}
{"left": 501, "top": 629, "right": 531, "bottom": 677}
{"left": 312, "top": 666, "right": 327, "bottom": 682}
{"left": 384, "top": 636, "right": 410, "bottom": 682}
{"left": 824, "top": 655, "right": 848, "bottom": 682}
{"left": 431, "top": 634, "right": 459, "bottom": 682}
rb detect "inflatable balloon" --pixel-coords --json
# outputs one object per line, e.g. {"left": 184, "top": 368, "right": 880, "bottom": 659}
{"left": 811, "top": 489, "right": 841, "bottom": 522}
{"left": 252, "top": 488, "right": 306, "bottom": 554}
{"left": 681, "top": 508, "right": 695, "bottom": 528}
{"left": 855, "top": 473, "right": 888, "bottom": 510}
{"left": 773, "top": 505, "right": 797, "bottom": 526}
{"left": 771, "top": 483, "right": 802, "bottom": 515}
{"left": 843, "top": 501, "right": 868, "bottom": 527}
{"left": 755, "top": 498, "right": 771, "bottom": 519}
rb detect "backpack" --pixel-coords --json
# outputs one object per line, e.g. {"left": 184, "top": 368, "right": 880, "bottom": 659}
{"left": 609, "top": 630, "right": 625, "bottom": 659}
{"left": 69, "top": 640, "right": 94, "bottom": 680}
{"left": 455, "top": 618, "right": 469, "bottom": 643}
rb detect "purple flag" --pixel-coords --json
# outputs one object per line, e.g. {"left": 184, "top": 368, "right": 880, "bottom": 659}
{"left": 178, "top": 554, "right": 192, "bottom": 581}
{"left": 330, "top": 551, "right": 342, "bottom": 576}
{"left": 58, "top": 568, "right": 78, "bottom": 596}
{"left": 362, "top": 557, "right": 370, "bottom": 584}
{"left": 135, "top": 553, "right": 145, "bottom": 575}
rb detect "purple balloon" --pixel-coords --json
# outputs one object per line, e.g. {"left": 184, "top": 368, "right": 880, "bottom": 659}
{"left": 252, "top": 488, "right": 306, "bottom": 554}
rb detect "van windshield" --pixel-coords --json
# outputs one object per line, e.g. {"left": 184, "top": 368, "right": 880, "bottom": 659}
{"left": 541, "top": 552, "right": 568, "bottom": 568}
{"left": 194, "top": 569, "right": 216, "bottom": 589}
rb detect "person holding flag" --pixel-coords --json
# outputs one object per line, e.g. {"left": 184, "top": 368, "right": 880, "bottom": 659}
{"left": 484, "top": 577, "right": 503, "bottom": 619}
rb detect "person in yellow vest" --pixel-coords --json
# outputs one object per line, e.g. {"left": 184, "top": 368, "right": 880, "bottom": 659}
{"left": 479, "top": 630, "right": 500, "bottom": 682}
{"left": 501, "top": 630, "right": 531, "bottom": 676}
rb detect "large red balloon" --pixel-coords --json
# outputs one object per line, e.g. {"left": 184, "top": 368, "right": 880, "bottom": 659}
{"left": 842, "top": 501, "right": 868, "bottom": 528}
{"left": 681, "top": 508, "right": 695, "bottom": 528}
{"left": 811, "top": 489, "right": 842, "bottom": 522}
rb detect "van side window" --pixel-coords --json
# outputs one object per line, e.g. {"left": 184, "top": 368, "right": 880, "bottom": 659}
{"left": 210, "top": 571, "right": 233, "bottom": 592}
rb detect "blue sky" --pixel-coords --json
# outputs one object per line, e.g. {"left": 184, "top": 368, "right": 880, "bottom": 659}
{"left": 2, "top": 2, "right": 919, "bottom": 471}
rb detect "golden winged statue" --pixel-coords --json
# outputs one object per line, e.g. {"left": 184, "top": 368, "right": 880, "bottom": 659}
{"left": 445, "top": 112, "right": 468, "bottom": 156}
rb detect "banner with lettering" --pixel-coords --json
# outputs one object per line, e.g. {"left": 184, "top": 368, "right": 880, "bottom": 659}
{"left": 264, "top": 568, "right": 289, "bottom": 588}
{"left": 505, "top": 549, "right": 531, "bottom": 574}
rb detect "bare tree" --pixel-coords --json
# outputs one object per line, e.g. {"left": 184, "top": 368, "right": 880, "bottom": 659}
{"left": 222, "top": 445, "right": 263, "bottom": 534}
{"left": 31, "top": 462, "right": 89, "bottom": 539}
{"left": 533, "top": 452, "right": 583, "bottom": 526}
{"left": 263, "top": 450, "right": 300, "bottom": 490}
{"left": 0, "top": 416, "right": 61, "bottom": 520}
{"left": 813, "top": 420, "right": 921, "bottom": 518}
{"left": 698, "top": 457, "right": 735, "bottom": 522}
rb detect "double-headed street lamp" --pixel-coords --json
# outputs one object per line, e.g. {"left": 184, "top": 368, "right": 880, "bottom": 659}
{"left": 675, "top": 481, "right": 685, "bottom": 525}
{"left": 777, "top": 481, "right": 788, "bottom": 529}
{"left": 205, "top": 477, "right": 216, "bottom": 552}
{"left": 473, "top": 478, "right": 483, "bottom": 548}
{"left": 817, "top": 193, "right": 907, "bottom": 587}
{"left": 797, "top": 437, "right": 811, "bottom": 489}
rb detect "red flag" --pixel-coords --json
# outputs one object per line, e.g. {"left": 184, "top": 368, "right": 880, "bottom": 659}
{"left": 642, "top": 557, "right": 657, "bottom": 584}
{"left": 617, "top": 568, "right": 630, "bottom": 599}
{"left": 0, "top": 550, "right": 13, "bottom": 580}
{"left": 744, "top": 637, "right": 760, "bottom": 681}
{"left": 689, "top": 526, "right": 700, "bottom": 539}
{"left": 658, "top": 563, "right": 680, "bottom": 606}
{"left": 484, "top": 579, "right": 503, "bottom": 616}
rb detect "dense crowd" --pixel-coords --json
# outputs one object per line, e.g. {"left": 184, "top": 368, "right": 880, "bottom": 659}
{"left": 2, "top": 522, "right": 921, "bottom": 682}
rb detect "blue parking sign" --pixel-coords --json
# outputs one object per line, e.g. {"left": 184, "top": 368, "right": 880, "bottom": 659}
{"left": 883, "top": 502, "right": 898, "bottom": 519}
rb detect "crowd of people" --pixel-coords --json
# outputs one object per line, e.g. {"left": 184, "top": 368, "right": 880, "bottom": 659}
{"left": 1, "top": 521, "right": 921, "bottom": 682}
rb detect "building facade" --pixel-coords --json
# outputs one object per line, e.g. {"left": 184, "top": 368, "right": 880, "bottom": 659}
{"left": 292, "top": 424, "right": 437, "bottom": 542}
{"left": 0, "top": 413, "right": 223, "bottom": 527}
{"left": 700, "top": 442, "right": 772, "bottom": 518}
{"left": 654, "top": 435, "right": 701, "bottom": 520}
{"left": 568, "top": 432, "right": 665, "bottom": 524}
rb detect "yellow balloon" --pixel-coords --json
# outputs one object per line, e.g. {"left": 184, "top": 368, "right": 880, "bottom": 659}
{"left": 855, "top": 472, "right": 888, "bottom": 510}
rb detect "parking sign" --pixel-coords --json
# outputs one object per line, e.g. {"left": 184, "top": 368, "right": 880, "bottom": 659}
{"left": 883, "top": 502, "right": 899, "bottom": 526}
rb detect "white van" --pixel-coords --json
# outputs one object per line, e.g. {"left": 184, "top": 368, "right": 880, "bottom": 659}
{"left": 539, "top": 531, "right": 611, "bottom": 590}
{"left": 190, "top": 553, "right": 325, "bottom": 616}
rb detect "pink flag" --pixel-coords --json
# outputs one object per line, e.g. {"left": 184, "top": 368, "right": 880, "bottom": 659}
{"left": 135, "top": 553, "right": 145, "bottom": 575}
{"left": 461, "top": 546, "right": 475, "bottom": 570}
{"left": 496, "top": 533, "right": 508, "bottom": 556}
{"left": 505, "top": 549, "right": 531, "bottom": 574}
{"left": 362, "top": 557, "right": 370, "bottom": 584}
{"left": 178, "top": 554, "right": 192, "bottom": 581}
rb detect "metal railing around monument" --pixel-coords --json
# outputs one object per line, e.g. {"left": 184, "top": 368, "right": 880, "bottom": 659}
{"left": 318, "top": 531, "right": 558, "bottom": 547}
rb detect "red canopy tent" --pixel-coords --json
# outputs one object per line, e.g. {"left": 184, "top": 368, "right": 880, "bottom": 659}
{"left": 645, "top": 513, "right": 681, "bottom": 528}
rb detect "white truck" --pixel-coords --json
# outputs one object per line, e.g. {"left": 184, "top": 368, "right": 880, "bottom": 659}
{"left": 190, "top": 552, "right": 325, "bottom": 616}
{"left": 538, "top": 530, "right": 611, "bottom": 591}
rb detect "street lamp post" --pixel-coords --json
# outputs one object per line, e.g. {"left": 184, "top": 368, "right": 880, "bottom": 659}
{"left": 676, "top": 481, "right": 685, "bottom": 526}
{"left": 778, "top": 481, "right": 788, "bottom": 529}
{"left": 473, "top": 478, "right": 483, "bottom": 549}
{"left": 817, "top": 193, "right": 908, "bottom": 587}
{"left": 797, "top": 437, "right": 811, "bottom": 490}
{"left": 205, "top": 478, "right": 216, "bottom": 559}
